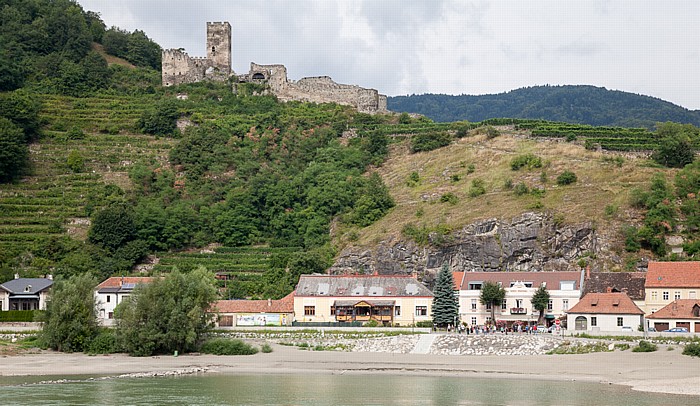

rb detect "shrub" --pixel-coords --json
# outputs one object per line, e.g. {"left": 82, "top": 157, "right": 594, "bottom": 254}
{"left": 87, "top": 329, "right": 120, "bottom": 355}
{"left": 485, "top": 126, "right": 500, "bottom": 139}
{"left": 440, "top": 192, "right": 459, "bottom": 205}
{"left": 466, "top": 163, "right": 475, "bottom": 174}
{"left": 410, "top": 131, "right": 452, "bottom": 153}
{"left": 503, "top": 178, "right": 513, "bottom": 190}
{"left": 450, "top": 174, "right": 461, "bottom": 182}
{"left": 416, "top": 321, "right": 433, "bottom": 328}
{"left": 407, "top": 171, "right": 420, "bottom": 187}
{"left": 632, "top": 340, "right": 657, "bottom": 353}
{"left": 468, "top": 178, "right": 486, "bottom": 197}
{"left": 556, "top": 170, "right": 577, "bottom": 185}
{"left": 682, "top": 342, "right": 700, "bottom": 357}
{"left": 510, "top": 154, "right": 543, "bottom": 171}
{"left": 200, "top": 338, "right": 259, "bottom": 355}
{"left": 605, "top": 205, "right": 618, "bottom": 216}
{"left": 66, "top": 126, "right": 85, "bottom": 140}
{"left": 565, "top": 133, "right": 577, "bottom": 142}
{"left": 261, "top": 343, "right": 273, "bottom": 353}
{"left": 67, "top": 150, "right": 85, "bottom": 173}
{"left": 530, "top": 187, "right": 546, "bottom": 198}
{"left": 364, "top": 319, "right": 379, "bottom": 327}
{"left": 514, "top": 182, "right": 529, "bottom": 196}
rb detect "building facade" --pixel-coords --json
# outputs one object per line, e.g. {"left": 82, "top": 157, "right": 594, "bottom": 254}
{"left": 458, "top": 271, "right": 583, "bottom": 327}
{"left": 566, "top": 292, "right": 645, "bottom": 332}
{"left": 0, "top": 276, "right": 53, "bottom": 311}
{"left": 293, "top": 275, "right": 433, "bottom": 326}
{"left": 644, "top": 261, "right": 700, "bottom": 315}
{"left": 646, "top": 299, "right": 700, "bottom": 332}
{"left": 213, "top": 293, "right": 294, "bottom": 327}
{"left": 95, "top": 277, "right": 155, "bottom": 326}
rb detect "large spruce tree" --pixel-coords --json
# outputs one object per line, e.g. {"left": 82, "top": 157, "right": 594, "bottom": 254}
{"left": 431, "top": 263, "right": 459, "bottom": 328}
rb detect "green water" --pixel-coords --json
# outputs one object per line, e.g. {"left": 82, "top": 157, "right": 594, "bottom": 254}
{"left": 1, "top": 374, "right": 698, "bottom": 405}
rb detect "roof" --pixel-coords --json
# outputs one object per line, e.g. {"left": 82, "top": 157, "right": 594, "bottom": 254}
{"left": 645, "top": 261, "right": 700, "bottom": 288}
{"left": 647, "top": 300, "right": 700, "bottom": 319}
{"left": 567, "top": 293, "right": 644, "bottom": 315}
{"left": 96, "top": 277, "right": 156, "bottom": 292}
{"left": 0, "top": 278, "right": 53, "bottom": 294}
{"left": 295, "top": 275, "right": 433, "bottom": 298}
{"left": 213, "top": 292, "right": 294, "bottom": 313}
{"left": 459, "top": 272, "right": 581, "bottom": 291}
{"left": 583, "top": 272, "right": 646, "bottom": 301}
{"left": 453, "top": 272, "right": 464, "bottom": 291}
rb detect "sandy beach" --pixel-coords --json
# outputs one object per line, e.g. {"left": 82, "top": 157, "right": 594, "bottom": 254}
{"left": 2, "top": 343, "right": 699, "bottom": 397}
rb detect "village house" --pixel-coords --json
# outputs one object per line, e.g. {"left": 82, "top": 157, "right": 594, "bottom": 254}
{"left": 644, "top": 261, "right": 700, "bottom": 315}
{"left": 566, "top": 292, "right": 645, "bottom": 332}
{"left": 582, "top": 270, "right": 646, "bottom": 311}
{"left": 646, "top": 299, "right": 700, "bottom": 332}
{"left": 293, "top": 274, "right": 433, "bottom": 326}
{"left": 0, "top": 275, "right": 53, "bottom": 311}
{"left": 212, "top": 292, "right": 294, "bottom": 327}
{"left": 458, "top": 271, "right": 583, "bottom": 327}
{"left": 95, "top": 277, "right": 155, "bottom": 326}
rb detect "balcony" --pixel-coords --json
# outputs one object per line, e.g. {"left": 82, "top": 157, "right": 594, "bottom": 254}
{"left": 510, "top": 307, "right": 527, "bottom": 314}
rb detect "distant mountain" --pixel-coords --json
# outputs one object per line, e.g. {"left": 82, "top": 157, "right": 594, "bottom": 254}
{"left": 388, "top": 85, "right": 700, "bottom": 128}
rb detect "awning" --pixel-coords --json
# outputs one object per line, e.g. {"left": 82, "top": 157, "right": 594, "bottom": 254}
{"left": 545, "top": 314, "right": 556, "bottom": 319}
{"left": 9, "top": 294, "right": 40, "bottom": 299}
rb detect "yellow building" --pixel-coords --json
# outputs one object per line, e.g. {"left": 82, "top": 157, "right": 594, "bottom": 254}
{"left": 293, "top": 275, "right": 433, "bottom": 326}
{"left": 645, "top": 261, "right": 700, "bottom": 315}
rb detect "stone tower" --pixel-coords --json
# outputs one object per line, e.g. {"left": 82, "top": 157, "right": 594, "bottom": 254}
{"left": 206, "top": 22, "right": 231, "bottom": 75}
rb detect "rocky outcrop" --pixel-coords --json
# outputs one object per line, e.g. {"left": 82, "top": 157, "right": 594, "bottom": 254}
{"left": 331, "top": 212, "right": 598, "bottom": 286}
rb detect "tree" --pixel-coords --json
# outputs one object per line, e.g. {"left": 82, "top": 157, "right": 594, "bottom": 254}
{"left": 115, "top": 267, "right": 217, "bottom": 356}
{"left": 88, "top": 205, "right": 137, "bottom": 251}
{"left": 431, "top": 263, "right": 459, "bottom": 328}
{"left": 40, "top": 273, "right": 99, "bottom": 352}
{"left": 531, "top": 285, "right": 551, "bottom": 324}
{"left": 0, "top": 118, "right": 29, "bottom": 182}
{"left": 479, "top": 280, "right": 505, "bottom": 325}
{"left": 652, "top": 122, "right": 698, "bottom": 168}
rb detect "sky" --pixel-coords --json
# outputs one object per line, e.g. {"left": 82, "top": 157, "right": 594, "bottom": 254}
{"left": 77, "top": 1, "right": 700, "bottom": 110}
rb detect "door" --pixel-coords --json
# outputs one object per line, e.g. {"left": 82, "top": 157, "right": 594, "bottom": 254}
{"left": 575, "top": 316, "right": 587, "bottom": 330}
{"left": 654, "top": 322, "right": 669, "bottom": 331}
{"left": 694, "top": 322, "right": 700, "bottom": 333}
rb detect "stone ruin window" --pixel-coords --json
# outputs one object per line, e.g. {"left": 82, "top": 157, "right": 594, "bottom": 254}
{"left": 252, "top": 73, "right": 265, "bottom": 80}
{"left": 211, "top": 46, "right": 216, "bottom": 54}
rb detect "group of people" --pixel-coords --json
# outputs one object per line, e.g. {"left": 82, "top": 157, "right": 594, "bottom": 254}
{"left": 439, "top": 323, "right": 554, "bottom": 335}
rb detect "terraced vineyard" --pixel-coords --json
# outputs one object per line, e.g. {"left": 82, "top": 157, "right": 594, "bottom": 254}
{"left": 0, "top": 94, "right": 175, "bottom": 258}
{"left": 515, "top": 121, "right": 665, "bottom": 151}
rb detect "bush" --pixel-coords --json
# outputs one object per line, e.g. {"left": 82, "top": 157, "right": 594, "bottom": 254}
{"left": 556, "top": 170, "right": 577, "bottom": 185}
{"left": 364, "top": 319, "right": 379, "bottom": 327}
{"left": 261, "top": 343, "right": 273, "bottom": 353}
{"left": 510, "top": 154, "right": 543, "bottom": 171}
{"left": 682, "top": 342, "right": 700, "bottom": 357}
{"left": 514, "top": 182, "right": 529, "bottom": 196}
{"left": 87, "top": 329, "right": 120, "bottom": 355}
{"left": 0, "top": 310, "right": 39, "bottom": 322}
{"left": 632, "top": 340, "right": 657, "bottom": 352}
{"left": 200, "top": 338, "right": 259, "bottom": 355}
{"left": 416, "top": 321, "right": 433, "bottom": 328}
{"left": 410, "top": 131, "right": 452, "bottom": 153}
{"left": 406, "top": 171, "right": 420, "bottom": 187}
{"left": 67, "top": 150, "right": 85, "bottom": 173}
{"left": 468, "top": 179, "right": 486, "bottom": 197}
{"left": 440, "top": 192, "right": 459, "bottom": 205}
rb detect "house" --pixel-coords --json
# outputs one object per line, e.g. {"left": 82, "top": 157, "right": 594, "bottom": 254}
{"left": 95, "top": 277, "right": 155, "bottom": 325}
{"left": 644, "top": 261, "right": 700, "bottom": 315}
{"left": 566, "top": 292, "right": 644, "bottom": 332}
{"left": 0, "top": 276, "right": 53, "bottom": 311}
{"left": 212, "top": 292, "right": 294, "bottom": 327}
{"left": 582, "top": 271, "right": 646, "bottom": 311}
{"left": 293, "top": 275, "right": 433, "bottom": 326}
{"left": 458, "top": 271, "right": 583, "bottom": 327}
{"left": 646, "top": 299, "right": 700, "bottom": 333}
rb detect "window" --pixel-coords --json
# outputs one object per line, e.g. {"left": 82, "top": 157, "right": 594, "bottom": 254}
{"left": 560, "top": 281, "right": 575, "bottom": 291}
{"left": 106, "top": 295, "right": 111, "bottom": 303}
{"left": 304, "top": 306, "right": 315, "bottom": 316}
{"left": 690, "top": 291, "right": 697, "bottom": 299}
{"left": 547, "top": 300, "right": 553, "bottom": 311}
{"left": 395, "top": 306, "right": 401, "bottom": 316}
{"left": 674, "top": 291, "right": 681, "bottom": 300}
{"left": 485, "top": 316, "right": 492, "bottom": 323}
{"left": 415, "top": 306, "right": 428, "bottom": 316}
{"left": 562, "top": 299, "right": 569, "bottom": 311}
{"left": 468, "top": 283, "right": 482, "bottom": 290}
{"left": 108, "top": 312, "right": 114, "bottom": 319}
{"left": 471, "top": 317, "right": 477, "bottom": 325}
{"left": 651, "top": 291, "right": 658, "bottom": 300}
{"left": 591, "top": 317, "right": 597, "bottom": 327}
{"left": 617, "top": 317, "right": 623, "bottom": 327}
{"left": 502, "top": 299, "right": 507, "bottom": 310}
{"left": 486, "top": 302, "right": 492, "bottom": 310}
{"left": 219, "top": 315, "right": 233, "bottom": 327}
{"left": 471, "top": 299, "right": 477, "bottom": 310}
{"left": 663, "top": 291, "right": 669, "bottom": 301}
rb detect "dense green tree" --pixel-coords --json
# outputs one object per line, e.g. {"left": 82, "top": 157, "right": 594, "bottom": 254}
{"left": 40, "top": 273, "right": 99, "bottom": 352}
{"left": 116, "top": 267, "right": 217, "bottom": 356}
{"left": 0, "top": 90, "right": 42, "bottom": 140}
{"left": 479, "top": 280, "right": 506, "bottom": 325}
{"left": 531, "top": 285, "right": 551, "bottom": 324}
{"left": 350, "top": 172, "right": 395, "bottom": 227}
{"left": 88, "top": 205, "right": 137, "bottom": 251}
{"left": 652, "top": 122, "right": 698, "bottom": 168}
{"left": 139, "top": 98, "right": 179, "bottom": 136}
{"left": 0, "top": 117, "right": 29, "bottom": 182}
{"left": 432, "top": 263, "right": 459, "bottom": 328}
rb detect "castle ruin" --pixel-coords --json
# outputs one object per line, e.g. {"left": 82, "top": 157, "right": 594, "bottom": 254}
{"left": 162, "top": 22, "right": 388, "bottom": 114}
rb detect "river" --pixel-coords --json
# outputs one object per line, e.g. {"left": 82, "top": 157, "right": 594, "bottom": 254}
{"left": 1, "top": 374, "right": 698, "bottom": 405}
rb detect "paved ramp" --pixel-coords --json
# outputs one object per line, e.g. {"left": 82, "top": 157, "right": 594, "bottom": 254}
{"left": 410, "top": 333, "right": 437, "bottom": 354}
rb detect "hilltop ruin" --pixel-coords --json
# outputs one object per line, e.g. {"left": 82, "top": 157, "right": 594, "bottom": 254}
{"left": 162, "top": 22, "right": 388, "bottom": 114}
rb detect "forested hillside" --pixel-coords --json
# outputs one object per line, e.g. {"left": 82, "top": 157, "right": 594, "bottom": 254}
{"left": 388, "top": 85, "right": 700, "bottom": 128}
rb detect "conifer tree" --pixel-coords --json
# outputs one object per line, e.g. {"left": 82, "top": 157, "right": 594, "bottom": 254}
{"left": 431, "top": 263, "right": 459, "bottom": 328}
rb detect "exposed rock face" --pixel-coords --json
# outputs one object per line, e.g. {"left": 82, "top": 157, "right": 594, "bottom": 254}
{"left": 330, "top": 213, "right": 597, "bottom": 286}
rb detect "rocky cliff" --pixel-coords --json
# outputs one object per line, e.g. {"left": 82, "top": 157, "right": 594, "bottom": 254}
{"left": 330, "top": 212, "right": 600, "bottom": 287}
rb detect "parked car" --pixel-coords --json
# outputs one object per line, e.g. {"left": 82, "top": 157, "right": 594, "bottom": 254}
{"left": 647, "top": 327, "right": 657, "bottom": 332}
{"left": 662, "top": 327, "right": 689, "bottom": 333}
{"left": 621, "top": 326, "right": 633, "bottom": 332}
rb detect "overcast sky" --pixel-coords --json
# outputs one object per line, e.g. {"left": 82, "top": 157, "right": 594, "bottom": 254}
{"left": 78, "top": 1, "right": 700, "bottom": 110}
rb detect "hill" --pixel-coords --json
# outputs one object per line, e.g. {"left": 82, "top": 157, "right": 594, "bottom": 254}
{"left": 388, "top": 85, "right": 700, "bottom": 128}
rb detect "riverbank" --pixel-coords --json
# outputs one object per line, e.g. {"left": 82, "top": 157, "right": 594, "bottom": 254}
{"left": 2, "top": 342, "right": 699, "bottom": 397}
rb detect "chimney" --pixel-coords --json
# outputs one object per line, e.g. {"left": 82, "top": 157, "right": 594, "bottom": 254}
{"left": 606, "top": 287, "right": 612, "bottom": 293}
{"left": 267, "top": 298, "right": 272, "bottom": 307}
{"left": 47, "top": 274, "right": 53, "bottom": 281}
{"left": 14, "top": 273, "right": 19, "bottom": 280}
{"left": 120, "top": 276, "right": 124, "bottom": 287}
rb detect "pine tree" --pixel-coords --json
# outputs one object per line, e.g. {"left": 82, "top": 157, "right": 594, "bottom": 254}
{"left": 431, "top": 263, "right": 459, "bottom": 328}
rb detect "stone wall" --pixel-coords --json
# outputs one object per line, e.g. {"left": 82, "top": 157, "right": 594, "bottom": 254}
{"left": 162, "top": 22, "right": 231, "bottom": 87}
{"left": 330, "top": 212, "right": 599, "bottom": 288}
{"left": 206, "top": 22, "right": 231, "bottom": 75}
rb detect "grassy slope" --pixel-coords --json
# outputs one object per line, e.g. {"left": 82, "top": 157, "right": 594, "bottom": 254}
{"left": 339, "top": 126, "right": 670, "bottom": 258}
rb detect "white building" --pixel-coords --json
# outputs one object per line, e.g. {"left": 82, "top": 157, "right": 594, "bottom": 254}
{"left": 458, "top": 271, "right": 583, "bottom": 327}
{"left": 0, "top": 276, "right": 53, "bottom": 311}
{"left": 566, "top": 292, "right": 645, "bottom": 332}
{"left": 95, "top": 277, "right": 155, "bottom": 325}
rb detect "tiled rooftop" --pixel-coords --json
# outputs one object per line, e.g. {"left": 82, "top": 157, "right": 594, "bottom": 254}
{"left": 567, "top": 293, "right": 644, "bottom": 315}
{"left": 645, "top": 261, "right": 700, "bottom": 288}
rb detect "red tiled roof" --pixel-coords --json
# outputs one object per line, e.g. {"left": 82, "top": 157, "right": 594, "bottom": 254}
{"left": 647, "top": 300, "right": 700, "bottom": 319}
{"left": 96, "top": 277, "right": 156, "bottom": 289}
{"left": 453, "top": 272, "right": 464, "bottom": 291}
{"left": 567, "top": 293, "right": 644, "bottom": 315}
{"left": 213, "top": 292, "right": 294, "bottom": 313}
{"left": 645, "top": 261, "right": 700, "bottom": 288}
{"left": 460, "top": 271, "right": 581, "bottom": 290}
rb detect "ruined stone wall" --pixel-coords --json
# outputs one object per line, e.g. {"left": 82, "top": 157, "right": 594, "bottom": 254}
{"left": 162, "top": 50, "right": 212, "bottom": 87}
{"left": 206, "top": 22, "right": 231, "bottom": 74}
